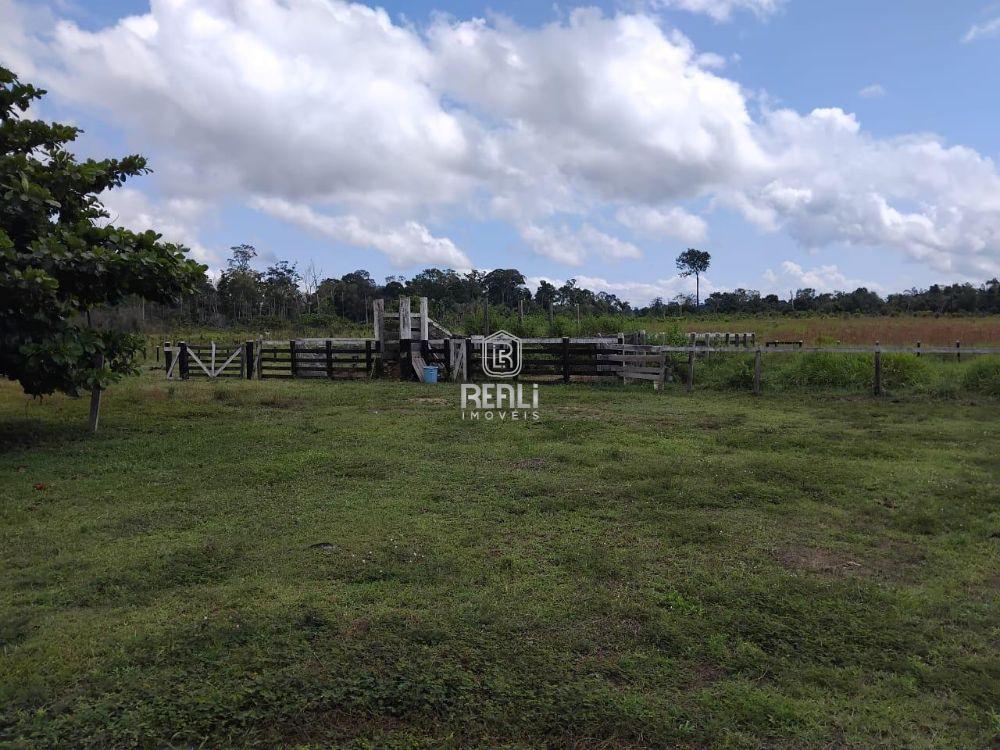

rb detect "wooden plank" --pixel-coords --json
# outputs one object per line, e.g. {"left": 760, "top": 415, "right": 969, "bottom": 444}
{"left": 419, "top": 297, "right": 429, "bottom": 341}
{"left": 623, "top": 371, "right": 664, "bottom": 382}
{"left": 412, "top": 353, "right": 427, "bottom": 382}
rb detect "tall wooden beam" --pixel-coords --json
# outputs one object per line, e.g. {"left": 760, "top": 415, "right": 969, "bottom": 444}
{"left": 399, "top": 296, "right": 411, "bottom": 341}
{"left": 373, "top": 298, "right": 384, "bottom": 344}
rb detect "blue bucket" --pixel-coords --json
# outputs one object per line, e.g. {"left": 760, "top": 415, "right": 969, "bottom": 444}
{"left": 423, "top": 365, "right": 439, "bottom": 384}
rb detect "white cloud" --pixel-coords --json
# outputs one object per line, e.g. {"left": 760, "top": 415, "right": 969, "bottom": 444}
{"left": 963, "top": 16, "right": 1000, "bottom": 42}
{"left": 251, "top": 197, "right": 470, "bottom": 268}
{"left": 728, "top": 107, "right": 1000, "bottom": 277}
{"left": 858, "top": 83, "right": 885, "bottom": 98}
{"left": 99, "top": 187, "right": 218, "bottom": 265}
{"left": 2, "top": 0, "right": 999, "bottom": 280}
{"left": 26, "top": 0, "right": 472, "bottom": 210}
{"left": 762, "top": 261, "right": 882, "bottom": 293}
{"left": 652, "top": 0, "right": 785, "bottom": 22}
{"left": 615, "top": 205, "right": 708, "bottom": 243}
{"left": 520, "top": 224, "right": 642, "bottom": 265}
{"left": 525, "top": 274, "right": 705, "bottom": 304}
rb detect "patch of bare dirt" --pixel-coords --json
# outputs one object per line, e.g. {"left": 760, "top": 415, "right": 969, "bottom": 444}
{"left": 511, "top": 457, "right": 547, "bottom": 469}
{"left": 684, "top": 663, "right": 726, "bottom": 691}
{"left": 774, "top": 547, "right": 863, "bottom": 576}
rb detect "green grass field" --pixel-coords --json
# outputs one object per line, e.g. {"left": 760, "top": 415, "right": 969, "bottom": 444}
{"left": 2, "top": 374, "right": 998, "bottom": 748}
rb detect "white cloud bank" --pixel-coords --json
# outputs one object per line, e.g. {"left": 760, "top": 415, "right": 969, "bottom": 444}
{"left": 763, "top": 261, "right": 882, "bottom": 294}
{"left": 652, "top": 0, "right": 786, "bottom": 22}
{"left": 251, "top": 198, "right": 471, "bottom": 268}
{"left": 525, "top": 274, "right": 705, "bottom": 304}
{"left": 963, "top": 16, "right": 1000, "bottom": 42}
{"left": 2, "top": 0, "right": 999, "bottom": 279}
{"left": 858, "top": 83, "right": 885, "bottom": 99}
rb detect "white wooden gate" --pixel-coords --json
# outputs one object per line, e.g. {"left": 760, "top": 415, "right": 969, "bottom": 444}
{"left": 165, "top": 342, "right": 245, "bottom": 379}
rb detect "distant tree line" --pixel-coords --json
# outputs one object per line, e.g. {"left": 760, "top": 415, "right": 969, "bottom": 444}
{"left": 128, "top": 244, "right": 1000, "bottom": 332}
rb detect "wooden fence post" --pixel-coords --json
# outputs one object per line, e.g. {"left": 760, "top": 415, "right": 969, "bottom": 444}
{"left": 325, "top": 340, "right": 333, "bottom": 379}
{"left": 245, "top": 340, "right": 255, "bottom": 379}
{"left": 179, "top": 341, "right": 189, "bottom": 380}
{"left": 874, "top": 341, "right": 882, "bottom": 396}
{"left": 289, "top": 340, "right": 297, "bottom": 379}
{"left": 956, "top": 340, "right": 961, "bottom": 361}
{"left": 365, "top": 340, "right": 373, "bottom": 377}
{"left": 88, "top": 352, "right": 104, "bottom": 433}
{"left": 465, "top": 337, "right": 473, "bottom": 382}
{"left": 400, "top": 338, "right": 412, "bottom": 381}
{"left": 373, "top": 298, "right": 385, "bottom": 344}
{"left": 375, "top": 339, "right": 384, "bottom": 378}
{"left": 562, "top": 337, "right": 570, "bottom": 383}
{"left": 618, "top": 332, "right": 626, "bottom": 385}
{"left": 686, "top": 347, "right": 695, "bottom": 393}
{"left": 916, "top": 341, "right": 921, "bottom": 357}
{"left": 753, "top": 348, "right": 762, "bottom": 396}
{"left": 164, "top": 341, "right": 172, "bottom": 378}
{"left": 399, "top": 296, "right": 411, "bottom": 341}
{"left": 419, "top": 297, "right": 429, "bottom": 342}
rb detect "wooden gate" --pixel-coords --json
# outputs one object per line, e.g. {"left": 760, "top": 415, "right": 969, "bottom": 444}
{"left": 165, "top": 342, "right": 245, "bottom": 379}
{"left": 600, "top": 345, "right": 667, "bottom": 389}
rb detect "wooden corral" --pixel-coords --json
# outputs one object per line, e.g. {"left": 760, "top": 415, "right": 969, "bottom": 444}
{"left": 162, "top": 296, "right": 1000, "bottom": 395}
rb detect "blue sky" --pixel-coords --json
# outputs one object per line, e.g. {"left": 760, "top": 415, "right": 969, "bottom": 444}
{"left": 3, "top": 0, "right": 999, "bottom": 302}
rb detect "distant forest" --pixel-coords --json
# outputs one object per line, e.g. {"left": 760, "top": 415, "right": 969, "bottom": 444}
{"left": 124, "top": 244, "right": 1000, "bottom": 333}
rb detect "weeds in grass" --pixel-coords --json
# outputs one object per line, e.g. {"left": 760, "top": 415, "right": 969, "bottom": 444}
{"left": 961, "top": 357, "right": 1000, "bottom": 397}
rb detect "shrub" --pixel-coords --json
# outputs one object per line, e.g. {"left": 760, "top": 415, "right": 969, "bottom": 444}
{"left": 962, "top": 357, "right": 1000, "bottom": 397}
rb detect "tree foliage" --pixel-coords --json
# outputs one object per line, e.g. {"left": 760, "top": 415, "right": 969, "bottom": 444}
{"left": 0, "top": 67, "right": 205, "bottom": 397}
{"left": 675, "top": 248, "right": 711, "bottom": 307}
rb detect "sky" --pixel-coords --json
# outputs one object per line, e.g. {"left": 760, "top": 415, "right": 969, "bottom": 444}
{"left": 2, "top": 0, "right": 1000, "bottom": 303}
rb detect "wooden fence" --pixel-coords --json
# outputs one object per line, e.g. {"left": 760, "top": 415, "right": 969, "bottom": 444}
{"left": 163, "top": 338, "right": 1000, "bottom": 395}
{"left": 258, "top": 339, "right": 376, "bottom": 380}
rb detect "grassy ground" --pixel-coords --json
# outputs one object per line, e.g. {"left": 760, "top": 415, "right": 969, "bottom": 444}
{"left": 1, "top": 374, "right": 998, "bottom": 748}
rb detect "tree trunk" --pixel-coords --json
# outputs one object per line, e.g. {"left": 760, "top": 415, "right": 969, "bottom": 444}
{"left": 88, "top": 352, "right": 105, "bottom": 433}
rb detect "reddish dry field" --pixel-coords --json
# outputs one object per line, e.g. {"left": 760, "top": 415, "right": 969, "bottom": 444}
{"left": 656, "top": 316, "right": 1000, "bottom": 346}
